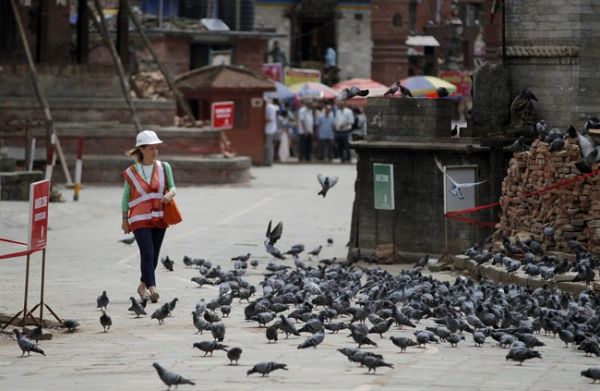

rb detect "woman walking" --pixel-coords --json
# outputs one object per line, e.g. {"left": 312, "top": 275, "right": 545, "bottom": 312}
{"left": 121, "top": 130, "right": 176, "bottom": 303}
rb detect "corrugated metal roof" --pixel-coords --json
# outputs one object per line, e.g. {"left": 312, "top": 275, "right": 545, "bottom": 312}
{"left": 406, "top": 35, "right": 440, "bottom": 47}
{"left": 175, "top": 65, "right": 276, "bottom": 90}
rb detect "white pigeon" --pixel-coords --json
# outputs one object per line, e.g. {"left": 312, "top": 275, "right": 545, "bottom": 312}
{"left": 434, "top": 157, "right": 487, "bottom": 199}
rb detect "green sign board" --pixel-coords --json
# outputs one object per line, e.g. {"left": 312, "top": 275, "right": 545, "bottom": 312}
{"left": 373, "top": 163, "right": 395, "bottom": 210}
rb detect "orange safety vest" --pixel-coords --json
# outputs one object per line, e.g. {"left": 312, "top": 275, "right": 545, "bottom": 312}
{"left": 122, "top": 161, "right": 168, "bottom": 232}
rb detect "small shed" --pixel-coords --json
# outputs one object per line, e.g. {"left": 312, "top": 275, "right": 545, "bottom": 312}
{"left": 175, "top": 65, "right": 275, "bottom": 165}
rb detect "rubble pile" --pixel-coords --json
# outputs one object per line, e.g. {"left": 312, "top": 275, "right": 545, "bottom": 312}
{"left": 131, "top": 71, "right": 174, "bottom": 101}
{"left": 496, "top": 138, "right": 600, "bottom": 254}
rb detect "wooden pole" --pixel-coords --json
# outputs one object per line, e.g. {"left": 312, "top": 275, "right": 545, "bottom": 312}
{"left": 90, "top": 0, "right": 142, "bottom": 132}
{"left": 10, "top": 0, "right": 73, "bottom": 186}
{"left": 124, "top": 0, "right": 195, "bottom": 121}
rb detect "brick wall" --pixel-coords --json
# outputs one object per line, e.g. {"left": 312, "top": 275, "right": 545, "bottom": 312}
{"left": 233, "top": 37, "right": 268, "bottom": 76}
{"left": 504, "top": 0, "right": 600, "bottom": 129}
{"left": 254, "top": 4, "right": 292, "bottom": 63}
{"left": 371, "top": 0, "right": 409, "bottom": 85}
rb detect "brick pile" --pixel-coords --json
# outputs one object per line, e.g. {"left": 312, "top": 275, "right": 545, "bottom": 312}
{"left": 496, "top": 138, "right": 600, "bottom": 254}
{"left": 131, "top": 71, "right": 174, "bottom": 101}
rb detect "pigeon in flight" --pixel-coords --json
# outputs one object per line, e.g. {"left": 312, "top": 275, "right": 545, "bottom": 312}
{"left": 574, "top": 128, "right": 600, "bottom": 173}
{"left": 336, "top": 86, "right": 369, "bottom": 102}
{"left": 13, "top": 329, "right": 45, "bottom": 357}
{"left": 265, "top": 220, "right": 283, "bottom": 246}
{"left": 119, "top": 236, "right": 135, "bottom": 245}
{"left": 434, "top": 157, "right": 487, "bottom": 199}
{"left": 247, "top": 362, "right": 288, "bottom": 377}
{"left": 384, "top": 81, "right": 413, "bottom": 97}
{"left": 317, "top": 174, "right": 338, "bottom": 198}
{"left": 152, "top": 362, "right": 195, "bottom": 389}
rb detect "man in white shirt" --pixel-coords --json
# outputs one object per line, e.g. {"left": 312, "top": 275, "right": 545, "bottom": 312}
{"left": 264, "top": 99, "right": 278, "bottom": 166}
{"left": 334, "top": 102, "right": 354, "bottom": 162}
{"left": 297, "top": 102, "right": 314, "bottom": 161}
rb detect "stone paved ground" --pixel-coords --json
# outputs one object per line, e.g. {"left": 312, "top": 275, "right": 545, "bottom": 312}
{"left": 0, "top": 164, "right": 599, "bottom": 390}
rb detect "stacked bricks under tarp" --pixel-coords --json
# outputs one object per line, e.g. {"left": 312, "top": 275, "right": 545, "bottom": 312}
{"left": 495, "top": 137, "right": 600, "bottom": 254}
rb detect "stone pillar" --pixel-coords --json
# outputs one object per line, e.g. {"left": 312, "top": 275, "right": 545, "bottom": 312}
{"left": 76, "top": 0, "right": 89, "bottom": 64}
{"left": 116, "top": 0, "right": 129, "bottom": 68}
{"left": 370, "top": 0, "right": 409, "bottom": 85}
{"left": 482, "top": 0, "right": 502, "bottom": 63}
{"left": 36, "top": 0, "right": 71, "bottom": 63}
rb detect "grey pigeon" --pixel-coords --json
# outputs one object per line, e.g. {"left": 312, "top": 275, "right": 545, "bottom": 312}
{"left": 581, "top": 368, "right": 600, "bottom": 383}
{"left": 152, "top": 362, "right": 195, "bottom": 390}
{"left": 247, "top": 362, "right": 288, "bottom": 377}
{"left": 220, "top": 305, "right": 231, "bottom": 317}
{"left": 297, "top": 328, "right": 325, "bottom": 349}
{"left": 251, "top": 311, "right": 276, "bottom": 327}
{"left": 265, "top": 220, "right": 283, "bottom": 245}
{"left": 250, "top": 259, "right": 259, "bottom": 268}
{"left": 96, "top": 290, "right": 109, "bottom": 309}
{"left": 63, "top": 319, "right": 80, "bottom": 332}
{"left": 161, "top": 255, "right": 174, "bottom": 271}
{"left": 211, "top": 321, "right": 226, "bottom": 342}
{"left": 336, "top": 86, "right": 369, "bottom": 102}
{"left": 503, "top": 136, "right": 528, "bottom": 153}
{"left": 368, "top": 318, "right": 394, "bottom": 338}
{"left": 191, "top": 276, "right": 214, "bottom": 287}
{"left": 390, "top": 336, "right": 417, "bottom": 352}
{"left": 231, "top": 253, "right": 251, "bottom": 262}
{"left": 317, "top": 174, "right": 338, "bottom": 198}
{"left": 278, "top": 315, "right": 300, "bottom": 338}
{"left": 151, "top": 303, "right": 170, "bottom": 324}
{"left": 265, "top": 242, "right": 286, "bottom": 260}
{"left": 168, "top": 298, "right": 179, "bottom": 315}
{"left": 13, "top": 329, "right": 45, "bottom": 357}
{"left": 324, "top": 321, "right": 348, "bottom": 333}
{"left": 361, "top": 355, "right": 393, "bottom": 373}
{"left": 227, "top": 347, "right": 243, "bottom": 365}
{"left": 192, "top": 313, "right": 211, "bottom": 334}
{"left": 193, "top": 341, "right": 228, "bottom": 356}
{"left": 308, "top": 245, "right": 322, "bottom": 257}
{"left": 28, "top": 325, "right": 43, "bottom": 343}
{"left": 100, "top": 310, "right": 112, "bottom": 332}
{"left": 473, "top": 330, "right": 487, "bottom": 347}
{"left": 119, "top": 236, "right": 135, "bottom": 245}
{"left": 506, "top": 347, "right": 542, "bottom": 365}
{"left": 435, "top": 157, "right": 487, "bottom": 199}
{"left": 129, "top": 297, "right": 147, "bottom": 317}
{"left": 266, "top": 322, "right": 280, "bottom": 343}
{"left": 447, "top": 332, "right": 465, "bottom": 347}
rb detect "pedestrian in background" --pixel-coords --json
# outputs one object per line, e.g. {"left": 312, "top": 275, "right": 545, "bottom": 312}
{"left": 316, "top": 104, "right": 335, "bottom": 161}
{"left": 298, "top": 101, "right": 314, "bottom": 161}
{"left": 264, "top": 99, "right": 278, "bottom": 166}
{"left": 277, "top": 108, "right": 291, "bottom": 162}
{"left": 122, "top": 130, "right": 176, "bottom": 303}
{"left": 334, "top": 102, "right": 354, "bottom": 162}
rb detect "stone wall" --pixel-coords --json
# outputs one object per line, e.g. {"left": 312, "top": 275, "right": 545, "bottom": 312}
{"left": 496, "top": 138, "right": 600, "bottom": 253}
{"left": 505, "top": 0, "right": 600, "bottom": 128}
{"left": 254, "top": 4, "right": 292, "bottom": 63}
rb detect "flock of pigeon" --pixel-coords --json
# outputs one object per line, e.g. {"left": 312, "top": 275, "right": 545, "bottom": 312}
{"left": 12, "top": 214, "right": 600, "bottom": 389}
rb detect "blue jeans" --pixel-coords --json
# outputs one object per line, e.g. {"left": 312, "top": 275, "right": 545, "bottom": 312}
{"left": 133, "top": 228, "right": 166, "bottom": 287}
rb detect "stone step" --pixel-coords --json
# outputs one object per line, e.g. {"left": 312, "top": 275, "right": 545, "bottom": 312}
{"left": 0, "top": 97, "right": 176, "bottom": 126}
{"left": 51, "top": 154, "right": 252, "bottom": 185}
{"left": 2, "top": 124, "right": 223, "bottom": 158}
{"left": 0, "top": 171, "right": 44, "bottom": 200}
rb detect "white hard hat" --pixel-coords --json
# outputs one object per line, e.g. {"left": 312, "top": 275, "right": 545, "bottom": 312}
{"left": 135, "top": 130, "right": 163, "bottom": 147}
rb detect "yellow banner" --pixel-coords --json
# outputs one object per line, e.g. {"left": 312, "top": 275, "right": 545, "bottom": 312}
{"left": 284, "top": 68, "right": 321, "bottom": 86}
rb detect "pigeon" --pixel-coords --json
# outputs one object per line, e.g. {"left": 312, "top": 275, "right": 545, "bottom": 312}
{"left": 152, "top": 362, "right": 195, "bottom": 390}
{"left": 390, "top": 336, "right": 418, "bottom": 352}
{"left": 63, "top": 319, "right": 80, "bottom": 332}
{"left": 119, "top": 236, "right": 135, "bottom": 245}
{"left": 28, "top": 325, "right": 43, "bottom": 343}
{"left": 211, "top": 321, "right": 226, "bottom": 342}
{"left": 285, "top": 244, "right": 305, "bottom": 257}
{"left": 193, "top": 341, "right": 228, "bottom": 356}
{"left": 161, "top": 256, "right": 174, "bottom": 271}
{"left": 278, "top": 315, "right": 300, "bottom": 338}
{"left": 308, "top": 245, "right": 322, "bottom": 257}
{"left": 336, "top": 86, "right": 369, "bottom": 102}
{"left": 265, "top": 220, "right": 283, "bottom": 246}
{"left": 13, "top": 329, "right": 45, "bottom": 357}
{"left": 450, "top": 124, "right": 458, "bottom": 137}
{"left": 581, "top": 368, "right": 600, "bottom": 383}
{"left": 192, "top": 313, "right": 211, "bottom": 334}
{"left": 434, "top": 157, "right": 487, "bottom": 199}
{"left": 204, "top": 309, "right": 221, "bottom": 323}
{"left": 503, "top": 136, "right": 528, "bottom": 153}
{"left": 151, "top": 303, "right": 170, "bottom": 324}
{"left": 220, "top": 305, "right": 231, "bottom": 317}
{"left": 128, "top": 297, "right": 147, "bottom": 317}
{"left": 368, "top": 319, "right": 394, "bottom": 338}
{"left": 327, "top": 238, "right": 334, "bottom": 245}
{"left": 297, "top": 328, "right": 325, "bottom": 349}
{"left": 100, "top": 310, "right": 112, "bottom": 332}
{"left": 437, "top": 87, "right": 449, "bottom": 98}
{"left": 168, "top": 298, "right": 179, "bottom": 315}
{"left": 549, "top": 136, "right": 565, "bottom": 152}
{"left": 447, "top": 332, "right": 465, "bottom": 347}
{"left": 535, "top": 120, "right": 547, "bottom": 136}
{"left": 247, "top": 362, "right": 288, "bottom": 377}
{"left": 384, "top": 81, "right": 412, "bottom": 97}
{"left": 191, "top": 276, "right": 214, "bottom": 287}
{"left": 317, "top": 174, "right": 339, "bottom": 198}
{"left": 265, "top": 242, "right": 286, "bottom": 260}
{"left": 227, "top": 347, "right": 243, "bottom": 365}
{"left": 231, "top": 253, "right": 251, "bottom": 262}
{"left": 250, "top": 259, "right": 259, "bottom": 268}
{"left": 520, "top": 88, "right": 538, "bottom": 101}
{"left": 505, "top": 347, "right": 542, "bottom": 365}
{"left": 361, "top": 355, "right": 393, "bottom": 373}
{"left": 96, "top": 290, "right": 109, "bottom": 309}
{"left": 265, "top": 321, "right": 280, "bottom": 343}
